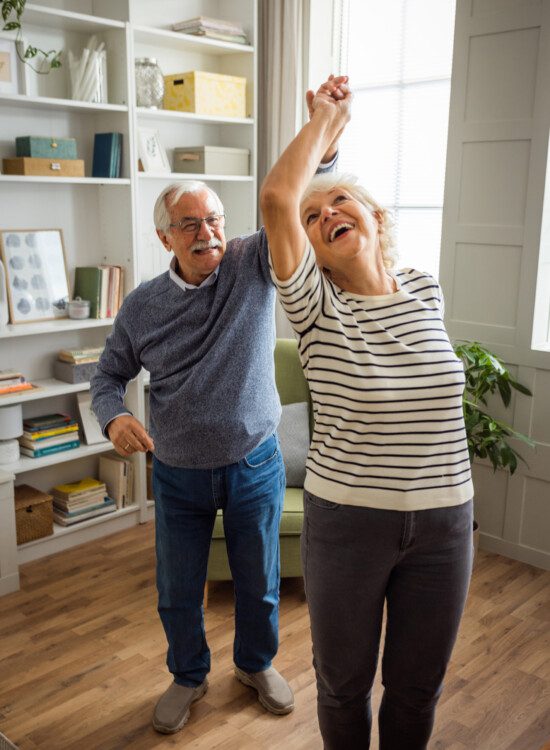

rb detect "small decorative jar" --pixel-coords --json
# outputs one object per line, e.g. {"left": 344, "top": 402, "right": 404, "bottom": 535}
{"left": 135, "top": 57, "right": 164, "bottom": 109}
{"left": 68, "top": 297, "right": 90, "bottom": 319}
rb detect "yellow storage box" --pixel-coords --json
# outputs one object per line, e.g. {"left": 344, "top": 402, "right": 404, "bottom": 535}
{"left": 163, "top": 71, "right": 247, "bottom": 118}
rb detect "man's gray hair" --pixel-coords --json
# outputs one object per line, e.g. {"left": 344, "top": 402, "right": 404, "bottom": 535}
{"left": 153, "top": 181, "right": 225, "bottom": 233}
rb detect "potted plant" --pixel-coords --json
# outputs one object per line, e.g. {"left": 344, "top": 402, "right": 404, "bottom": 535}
{"left": 454, "top": 341, "right": 535, "bottom": 555}
{"left": 2, "top": 0, "right": 61, "bottom": 72}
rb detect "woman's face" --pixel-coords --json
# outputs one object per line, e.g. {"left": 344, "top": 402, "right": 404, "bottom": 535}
{"left": 300, "top": 188, "right": 381, "bottom": 269}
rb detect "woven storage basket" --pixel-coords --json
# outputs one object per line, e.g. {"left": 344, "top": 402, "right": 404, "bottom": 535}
{"left": 14, "top": 484, "right": 53, "bottom": 544}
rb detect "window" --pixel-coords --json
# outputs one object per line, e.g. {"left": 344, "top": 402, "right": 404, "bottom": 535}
{"left": 336, "top": 0, "right": 456, "bottom": 278}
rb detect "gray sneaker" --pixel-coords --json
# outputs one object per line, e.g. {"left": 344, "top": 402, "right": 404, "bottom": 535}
{"left": 234, "top": 666, "right": 294, "bottom": 715}
{"left": 152, "top": 679, "right": 208, "bottom": 734}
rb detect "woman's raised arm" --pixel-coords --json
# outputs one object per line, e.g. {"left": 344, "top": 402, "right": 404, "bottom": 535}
{"left": 260, "top": 77, "right": 352, "bottom": 280}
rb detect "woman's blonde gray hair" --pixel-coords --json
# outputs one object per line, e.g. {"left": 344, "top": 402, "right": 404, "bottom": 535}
{"left": 301, "top": 172, "right": 397, "bottom": 268}
{"left": 153, "top": 181, "right": 224, "bottom": 233}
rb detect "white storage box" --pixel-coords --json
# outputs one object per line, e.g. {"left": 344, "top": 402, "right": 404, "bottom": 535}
{"left": 173, "top": 146, "right": 250, "bottom": 176}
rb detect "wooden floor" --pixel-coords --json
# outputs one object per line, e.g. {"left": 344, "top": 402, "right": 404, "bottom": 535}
{"left": 0, "top": 523, "right": 549, "bottom": 750}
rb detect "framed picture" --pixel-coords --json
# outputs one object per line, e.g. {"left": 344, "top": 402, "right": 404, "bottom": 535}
{"left": 0, "top": 32, "right": 29, "bottom": 95}
{"left": 0, "top": 229, "right": 70, "bottom": 323}
{"left": 137, "top": 127, "right": 170, "bottom": 173}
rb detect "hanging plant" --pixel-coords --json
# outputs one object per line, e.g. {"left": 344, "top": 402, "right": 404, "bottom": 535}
{"left": 2, "top": 0, "right": 62, "bottom": 73}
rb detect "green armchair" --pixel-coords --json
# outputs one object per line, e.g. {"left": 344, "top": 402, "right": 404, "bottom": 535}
{"left": 206, "top": 338, "right": 310, "bottom": 582}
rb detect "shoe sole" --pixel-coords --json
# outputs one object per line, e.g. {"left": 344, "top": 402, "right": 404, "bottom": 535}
{"left": 234, "top": 668, "right": 294, "bottom": 715}
{"left": 152, "top": 680, "right": 209, "bottom": 734}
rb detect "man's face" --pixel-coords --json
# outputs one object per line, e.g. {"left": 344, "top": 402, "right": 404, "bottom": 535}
{"left": 157, "top": 189, "right": 227, "bottom": 286}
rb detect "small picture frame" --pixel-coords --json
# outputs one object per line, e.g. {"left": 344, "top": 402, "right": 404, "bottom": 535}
{"left": 0, "top": 32, "right": 29, "bottom": 95}
{"left": 137, "top": 127, "right": 170, "bottom": 173}
{"left": 0, "top": 229, "right": 70, "bottom": 324}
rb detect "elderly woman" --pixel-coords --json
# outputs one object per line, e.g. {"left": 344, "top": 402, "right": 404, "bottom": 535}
{"left": 260, "top": 78, "right": 474, "bottom": 750}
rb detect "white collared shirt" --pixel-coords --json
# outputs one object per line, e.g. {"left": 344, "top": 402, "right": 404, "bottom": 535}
{"left": 169, "top": 255, "right": 220, "bottom": 291}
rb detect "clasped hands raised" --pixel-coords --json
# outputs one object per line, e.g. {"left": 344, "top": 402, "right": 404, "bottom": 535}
{"left": 307, "top": 74, "right": 352, "bottom": 120}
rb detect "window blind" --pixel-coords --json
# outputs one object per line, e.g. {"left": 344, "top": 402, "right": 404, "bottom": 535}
{"left": 336, "top": 0, "right": 456, "bottom": 278}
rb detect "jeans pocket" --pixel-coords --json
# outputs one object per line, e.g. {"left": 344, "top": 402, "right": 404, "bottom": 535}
{"left": 243, "top": 434, "right": 279, "bottom": 468}
{"left": 305, "top": 490, "right": 340, "bottom": 510}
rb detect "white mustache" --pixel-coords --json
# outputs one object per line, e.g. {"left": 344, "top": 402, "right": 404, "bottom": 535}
{"left": 190, "top": 238, "right": 222, "bottom": 253}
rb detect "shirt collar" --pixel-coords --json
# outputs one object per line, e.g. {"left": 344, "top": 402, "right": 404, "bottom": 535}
{"left": 169, "top": 255, "right": 220, "bottom": 291}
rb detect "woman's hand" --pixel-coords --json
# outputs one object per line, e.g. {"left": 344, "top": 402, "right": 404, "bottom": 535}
{"left": 306, "top": 75, "right": 352, "bottom": 162}
{"left": 107, "top": 414, "right": 155, "bottom": 456}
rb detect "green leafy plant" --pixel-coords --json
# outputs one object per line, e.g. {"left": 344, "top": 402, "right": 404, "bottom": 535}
{"left": 454, "top": 341, "right": 535, "bottom": 474}
{"left": 2, "top": 0, "right": 62, "bottom": 73}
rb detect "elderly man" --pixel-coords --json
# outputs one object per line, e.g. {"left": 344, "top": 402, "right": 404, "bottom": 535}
{"left": 90, "top": 78, "right": 346, "bottom": 735}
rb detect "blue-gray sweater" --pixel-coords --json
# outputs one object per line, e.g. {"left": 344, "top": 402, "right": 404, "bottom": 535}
{"left": 90, "top": 227, "right": 279, "bottom": 468}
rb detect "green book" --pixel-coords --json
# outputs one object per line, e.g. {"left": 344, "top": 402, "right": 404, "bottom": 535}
{"left": 73, "top": 267, "right": 102, "bottom": 318}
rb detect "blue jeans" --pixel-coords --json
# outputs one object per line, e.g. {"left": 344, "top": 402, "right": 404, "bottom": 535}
{"left": 302, "top": 491, "right": 474, "bottom": 750}
{"left": 153, "top": 433, "right": 285, "bottom": 687}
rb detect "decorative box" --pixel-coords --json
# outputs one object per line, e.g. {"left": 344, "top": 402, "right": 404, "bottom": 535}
{"left": 14, "top": 484, "right": 54, "bottom": 545}
{"left": 173, "top": 146, "right": 250, "bottom": 176}
{"left": 16, "top": 136, "right": 78, "bottom": 160}
{"left": 54, "top": 360, "right": 98, "bottom": 384}
{"left": 163, "top": 71, "right": 246, "bottom": 118}
{"left": 2, "top": 157, "right": 85, "bottom": 177}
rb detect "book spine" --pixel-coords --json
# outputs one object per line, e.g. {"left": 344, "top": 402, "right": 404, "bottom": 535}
{"left": 54, "top": 504, "right": 116, "bottom": 525}
{"left": 58, "top": 348, "right": 104, "bottom": 357}
{"left": 0, "top": 383, "right": 33, "bottom": 395}
{"left": 24, "top": 425, "right": 79, "bottom": 440}
{"left": 0, "top": 376, "right": 25, "bottom": 386}
{"left": 54, "top": 499, "right": 113, "bottom": 516}
{"left": 21, "top": 440, "right": 80, "bottom": 457}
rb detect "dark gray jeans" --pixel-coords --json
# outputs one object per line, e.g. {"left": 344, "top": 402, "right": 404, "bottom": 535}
{"left": 302, "top": 491, "right": 473, "bottom": 750}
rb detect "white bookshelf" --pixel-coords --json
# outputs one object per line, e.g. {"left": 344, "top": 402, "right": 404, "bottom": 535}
{"left": 0, "top": 0, "right": 258, "bottom": 585}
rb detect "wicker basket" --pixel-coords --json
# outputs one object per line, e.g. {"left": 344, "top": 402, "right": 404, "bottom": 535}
{"left": 14, "top": 484, "right": 54, "bottom": 545}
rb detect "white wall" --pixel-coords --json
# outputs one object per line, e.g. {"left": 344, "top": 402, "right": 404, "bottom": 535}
{"left": 440, "top": 0, "right": 550, "bottom": 569}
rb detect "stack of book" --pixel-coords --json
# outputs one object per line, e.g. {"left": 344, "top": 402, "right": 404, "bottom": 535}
{"left": 172, "top": 16, "right": 248, "bottom": 44}
{"left": 92, "top": 132, "right": 122, "bottom": 178}
{"left": 58, "top": 347, "right": 103, "bottom": 366}
{"left": 51, "top": 476, "right": 116, "bottom": 526}
{"left": 19, "top": 413, "right": 80, "bottom": 458}
{"left": 0, "top": 370, "right": 35, "bottom": 397}
{"left": 73, "top": 265, "right": 124, "bottom": 319}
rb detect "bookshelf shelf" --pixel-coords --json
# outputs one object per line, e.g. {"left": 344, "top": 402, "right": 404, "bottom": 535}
{"left": 138, "top": 172, "right": 254, "bottom": 182}
{"left": 135, "top": 107, "right": 254, "bottom": 126}
{"left": 24, "top": 4, "right": 126, "bottom": 32}
{"left": 0, "top": 319, "right": 114, "bottom": 340}
{"left": 133, "top": 25, "right": 254, "bottom": 55}
{"left": 0, "top": 379, "right": 90, "bottom": 407}
{"left": 0, "top": 176, "right": 130, "bottom": 185}
{"left": 0, "top": 93, "right": 128, "bottom": 114}
{"left": 49, "top": 503, "right": 139, "bottom": 537}
{"left": 3, "top": 442, "right": 113, "bottom": 475}
{"left": 16, "top": 504, "right": 141, "bottom": 564}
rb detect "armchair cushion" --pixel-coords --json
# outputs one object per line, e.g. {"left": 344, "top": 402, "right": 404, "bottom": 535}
{"left": 278, "top": 401, "right": 309, "bottom": 487}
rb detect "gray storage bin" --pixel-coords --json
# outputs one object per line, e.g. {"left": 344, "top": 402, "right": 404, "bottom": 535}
{"left": 173, "top": 146, "right": 250, "bottom": 176}
{"left": 54, "top": 360, "right": 98, "bottom": 384}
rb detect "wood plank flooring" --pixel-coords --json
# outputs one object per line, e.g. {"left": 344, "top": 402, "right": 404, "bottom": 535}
{"left": 0, "top": 522, "right": 548, "bottom": 749}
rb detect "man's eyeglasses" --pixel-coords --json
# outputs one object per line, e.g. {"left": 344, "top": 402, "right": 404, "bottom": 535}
{"left": 169, "top": 214, "right": 225, "bottom": 234}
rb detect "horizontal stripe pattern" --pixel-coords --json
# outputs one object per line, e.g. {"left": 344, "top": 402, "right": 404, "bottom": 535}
{"left": 271, "top": 245, "right": 473, "bottom": 510}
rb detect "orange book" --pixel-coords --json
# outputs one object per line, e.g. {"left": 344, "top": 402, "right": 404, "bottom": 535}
{"left": 0, "top": 382, "right": 34, "bottom": 395}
